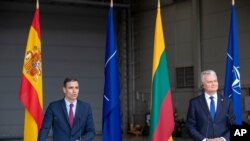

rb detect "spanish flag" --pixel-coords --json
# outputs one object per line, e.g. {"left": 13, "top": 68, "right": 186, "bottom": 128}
{"left": 150, "top": 1, "right": 175, "bottom": 141}
{"left": 19, "top": 1, "right": 43, "bottom": 141}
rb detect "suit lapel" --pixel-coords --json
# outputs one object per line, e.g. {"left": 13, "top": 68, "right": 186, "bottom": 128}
{"left": 199, "top": 94, "right": 211, "bottom": 119}
{"left": 215, "top": 94, "right": 224, "bottom": 121}
{"left": 60, "top": 99, "right": 71, "bottom": 128}
{"left": 74, "top": 101, "right": 80, "bottom": 127}
{"left": 71, "top": 101, "right": 81, "bottom": 133}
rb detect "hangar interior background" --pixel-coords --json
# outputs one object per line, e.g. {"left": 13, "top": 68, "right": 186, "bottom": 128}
{"left": 0, "top": 0, "right": 250, "bottom": 139}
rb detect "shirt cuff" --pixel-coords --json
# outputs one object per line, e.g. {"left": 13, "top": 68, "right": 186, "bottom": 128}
{"left": 202, "top": 138, "right": 207, "bottom": 141}
{"left": 221, "top": 137, "right": 226, "bottom": 141}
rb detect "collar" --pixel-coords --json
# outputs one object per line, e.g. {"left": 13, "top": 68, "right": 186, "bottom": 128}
{"left": 64, "top": 98, "right": 77, "bottom": 107}
{"left": 205, "top": 92, "right": 218, "bottom": 100}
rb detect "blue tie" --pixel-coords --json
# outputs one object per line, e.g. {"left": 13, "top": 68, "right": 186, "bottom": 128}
{"left": 210, "top": 96, "right": 215, "bottom": 121}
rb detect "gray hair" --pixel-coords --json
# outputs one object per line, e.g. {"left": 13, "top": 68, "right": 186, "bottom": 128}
{"left": 201, "top": 70, "right": 217, "bottom": 83}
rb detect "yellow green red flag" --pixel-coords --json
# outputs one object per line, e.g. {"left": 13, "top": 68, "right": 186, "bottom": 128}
{"left": 19, "top": 2, "right": 43, "bottom": 141}
{"left": 150, "top": 2, "right": 175, "bottom": 141}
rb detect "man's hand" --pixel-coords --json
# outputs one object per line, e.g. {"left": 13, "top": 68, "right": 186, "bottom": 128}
{"left": 207, "top": 137, "right": 225, "bottom": 141}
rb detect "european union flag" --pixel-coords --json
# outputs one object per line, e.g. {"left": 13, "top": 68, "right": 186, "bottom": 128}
{"left": 102, "top": 5, "right": 122, "bottom": 141}
{"left": 224, "top": 3, "right": 242, "bottom": 125}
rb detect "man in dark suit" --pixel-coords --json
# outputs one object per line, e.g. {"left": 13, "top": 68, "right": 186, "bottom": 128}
{"left": 186, "top": 70, "right": 235, "bottom": 141}
{"left": 38, "top": 78, "right": 95, "bottom": 141}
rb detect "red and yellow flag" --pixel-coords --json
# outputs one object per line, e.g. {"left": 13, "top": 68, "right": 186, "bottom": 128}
{"left": 19, "top": 1, "right": 43, "bottom": 141}
{"left": 150, "top": 1, "right": 175, "bottom": 141}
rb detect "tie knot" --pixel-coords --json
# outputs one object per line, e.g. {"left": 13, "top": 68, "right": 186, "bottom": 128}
{"left": 210, "top": 96, "right": 214, "bottom": 100}
{"left": 70, "top": 103, "right": 74, "bottom": 108}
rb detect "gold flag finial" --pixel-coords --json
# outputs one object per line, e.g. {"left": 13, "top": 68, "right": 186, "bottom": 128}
{"left": 36, "top": 0, "right": 39, "bottom": 9}
{"left": 158, "top": 0, "right": 160, "bottom": 8}
{"left": 111, "top": 0, "right": 113, "bottom": 7}
{"left": 232, "top": 0, "right": 235, "bottom": 6}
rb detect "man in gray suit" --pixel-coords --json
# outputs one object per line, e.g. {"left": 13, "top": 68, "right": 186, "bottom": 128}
{"left": 38, "top": 77, "right": 95, "bottom": 141}
{"left": 186, "top": 70, "right": 235, "bottom": 141}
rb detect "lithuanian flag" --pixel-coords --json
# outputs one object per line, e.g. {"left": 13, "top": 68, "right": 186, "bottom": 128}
{"left": 19, "top": 1, "right": 43, "bottom": 141}
{"left": 150, "top": 1, "right": 175, "bottom": 141}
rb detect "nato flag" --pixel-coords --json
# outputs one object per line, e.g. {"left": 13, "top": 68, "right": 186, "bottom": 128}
{"left": 102, "top": 6, "right": 122, "bottom": 141}
{"left": 224, "top": 3, "right": 242, "bottom": 125}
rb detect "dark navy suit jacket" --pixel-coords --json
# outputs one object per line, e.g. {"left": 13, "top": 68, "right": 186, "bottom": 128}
{"left": 38, "top": 99, "right": 95, "bottom": 141}
{"left": 186, "top": 93, "right": 235, "bottom": 141}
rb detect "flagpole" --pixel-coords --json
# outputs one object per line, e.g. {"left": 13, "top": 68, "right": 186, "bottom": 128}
{"left": 150, "top": 0, "right": 175, "bottom": 140}
{"left": 20, "top": 0, "right": 43, "bottom": 140}
{"left": 36, "top": 0, "right": 39, "bottom": 9}
{"left": 102, "top": 0, "right": 122, "bottom": 140}
{"left": 224, "top": 0, "right": 242, "bottom": 125}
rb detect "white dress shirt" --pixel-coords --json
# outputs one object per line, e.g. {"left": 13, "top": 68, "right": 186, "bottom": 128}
{"left": 64, "top": 98, "right": 77, "bottom": 117}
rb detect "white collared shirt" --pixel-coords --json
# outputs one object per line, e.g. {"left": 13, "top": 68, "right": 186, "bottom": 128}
{"left": 64, "top": 98, "right": 77, "bottom": 117}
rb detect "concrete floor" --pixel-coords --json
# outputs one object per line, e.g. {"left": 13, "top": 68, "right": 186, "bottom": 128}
{"left": 0, "top": 135, "right": 192, "bottom": 141}
{"left": 93, "top": 135, "right": 192, "bottom": 141}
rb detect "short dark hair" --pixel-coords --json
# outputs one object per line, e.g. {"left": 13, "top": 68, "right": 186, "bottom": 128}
{"left": 63, "top": 77, "right": 78, "bottom": 87}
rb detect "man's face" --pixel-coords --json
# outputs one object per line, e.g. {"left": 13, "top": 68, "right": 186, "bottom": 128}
{"left": 63, "top": 81, "right": 79, "bottom": 102}
{"left": 202, "top": 74, "right": 218, "bottom": 95}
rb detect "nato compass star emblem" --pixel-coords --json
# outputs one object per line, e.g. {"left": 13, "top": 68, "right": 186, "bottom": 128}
{"left": 230, "top": 66, "right": 241, "bottom": 97}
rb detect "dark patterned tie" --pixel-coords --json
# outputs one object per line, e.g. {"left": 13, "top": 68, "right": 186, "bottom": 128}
{"left": 69, "top": 103, "right": 74, "bottom": 128}
{"left": 210, "top": 96, "right": 215, "bottom": 121}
